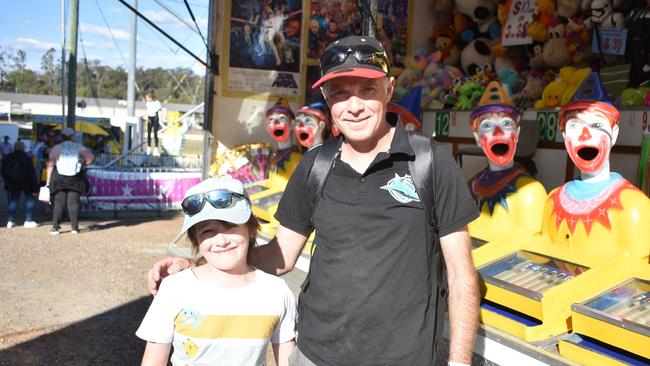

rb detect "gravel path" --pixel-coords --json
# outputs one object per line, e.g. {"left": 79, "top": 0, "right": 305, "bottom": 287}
{"left": 0, "top": 193, "right": 305, "bottom": 365}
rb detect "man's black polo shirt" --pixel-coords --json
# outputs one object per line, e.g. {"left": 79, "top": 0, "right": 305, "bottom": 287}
{"left": 275, "top": 125, "right": 478, "bottom": 366}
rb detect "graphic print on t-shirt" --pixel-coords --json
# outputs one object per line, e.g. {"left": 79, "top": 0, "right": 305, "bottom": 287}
{"left": 380, "top": 173, "right": 421, "bottom": 203}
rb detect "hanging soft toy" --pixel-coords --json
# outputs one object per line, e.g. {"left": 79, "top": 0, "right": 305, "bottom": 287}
{"left": 525, "top": 0, "right": 556, "bottom": 42}
{"left": 461, "top": 38, "right": 495, "bottom": 76}
{"left": 557, "top": 0, "right": 581, "bottom": 18}
{"left": 518, "top": 76, "right": 547, "bottom": 108}
{"left": 542, "top": 21, "right": 571, "bottom": 69}
{"left": 294, "top": 102, "right": 330, "bottom": 149}
{"left": 584, "top": 0, "right": 624, "bottom": 29}
{"left": 432, "top": 25, "right": 461, "bottom": 66}
{"left": 535, "top": 77, "right": 569, "bottom": 109}
{"left": 456, "top": 0, "right": 500, "bottom": 41}
{"left": 393, "top": 50, "right": 428, "bottom": 98}
{"left": 559, "top": 66, "right": 592, "bottom": 105}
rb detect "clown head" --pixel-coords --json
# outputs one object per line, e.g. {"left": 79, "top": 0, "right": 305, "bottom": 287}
{"left": 265, "top": 102, "right": 295, "bottom": 144}
{"left": 471, "top": 81, "right": 520, "bottom": 170}
{"left": 294, "top": 102, "right": 329, "bottom": 148}
{"left": 559, "top": 73, "right": 620, "bottom": 179}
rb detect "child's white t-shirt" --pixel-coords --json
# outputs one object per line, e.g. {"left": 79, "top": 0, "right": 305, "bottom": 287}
{"left": 136, "top": 268, "right": 297, "bottom": 366}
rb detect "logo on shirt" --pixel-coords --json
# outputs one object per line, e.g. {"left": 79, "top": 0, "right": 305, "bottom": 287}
{"left": 380, "top": 173, "right": 421, "bottom": 203}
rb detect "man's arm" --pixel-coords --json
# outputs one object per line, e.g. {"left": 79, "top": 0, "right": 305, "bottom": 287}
{"left": 147, "top": 224, "right": 308, "bottom": 295}
{"left": 46, "top": 145, "right": 60, "bottom": 185}
{"left": 79, "top": 146, "right": 95, "bottom": 165}
{"left": 249, "top": 224, "right": 309, "bottom": 275}
{"left": 440, "top": 226, "right": 479, "bottom": 364}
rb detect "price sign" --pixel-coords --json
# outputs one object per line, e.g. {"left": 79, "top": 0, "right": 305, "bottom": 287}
{"left": 537, "top": 111, "right": 559, "bottom": 142}
{"left": 502, "top": 0, "right": 534, "bottom": 46}
{"left": 435, "top": 111, "right": 450, "bottom": 137}
{"left": 592, "top": 28, "right": 627, "bottom": 56}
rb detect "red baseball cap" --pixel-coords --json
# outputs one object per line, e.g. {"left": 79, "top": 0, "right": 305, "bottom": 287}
{"left": 312, "top": 35, "right": 390, "bottom": 89}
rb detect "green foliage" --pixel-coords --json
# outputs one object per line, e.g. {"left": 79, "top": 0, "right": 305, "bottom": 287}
{"left": 0, "top": 47, "right": 204, "bottom": 104}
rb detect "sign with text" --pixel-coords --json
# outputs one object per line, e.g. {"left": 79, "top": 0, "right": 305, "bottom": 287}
{"left": 435, "top": 111, "right": 450, "bottom": 137}
{"left": 537, "top": 111, "right": 559, "bottom": 142}
{"left": 592, "top": 28, "right": 627, "bottom": 56}
{"left": 502, "top": 0, "right": 534, "bottom": 46}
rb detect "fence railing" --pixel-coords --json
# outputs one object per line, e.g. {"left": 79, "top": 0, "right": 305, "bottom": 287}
{"left": 90, "top": 153, "right": 202, "bottom": 171}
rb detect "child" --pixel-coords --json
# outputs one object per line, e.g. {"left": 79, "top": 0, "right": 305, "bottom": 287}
{"left": 136, "top": 178, "right": 297, "bottom": 366}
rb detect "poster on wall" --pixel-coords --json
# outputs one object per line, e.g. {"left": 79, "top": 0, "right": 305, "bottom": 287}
{"left": 307, "top": 0, "right": 409, "bottom": 67}
{"left": 226, "top": 0, "right": 303, "bottom": 96}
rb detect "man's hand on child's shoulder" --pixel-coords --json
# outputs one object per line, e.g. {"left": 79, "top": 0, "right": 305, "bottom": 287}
{"left": 147, "top": 256, "right": 193, "bottom": 295}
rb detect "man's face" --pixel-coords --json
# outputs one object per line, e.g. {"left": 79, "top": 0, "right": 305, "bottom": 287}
{"left": 266, "top": 111, "right": 292, "bottom": 142}
{"left": 562, "top": 109, "right": 618, "bottom": 174}
{"left": 294, "top": 112, "right": 322, "bottom": 148}
{"left": 323, "top": 76, "right": 393, "bottom": 144}
{"left": 473, "top": 112, "right": 520, "bottom": 168}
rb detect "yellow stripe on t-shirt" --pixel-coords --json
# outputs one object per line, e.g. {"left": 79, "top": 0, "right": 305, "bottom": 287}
{"left": 174, "top": 315, "right": 279, "bottom": 339}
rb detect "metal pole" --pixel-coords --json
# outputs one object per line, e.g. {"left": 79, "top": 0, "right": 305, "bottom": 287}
{"left": 361, "top": 0, "right": 377, "bottom": 38}
{"left": 61, "top": 0, "right": 66, "bottom": 127}
{"left": 201, "top": 0, "right": 217, "bottom": 180}
{"left": 66, "top": 0, "right": 79, "bottom": 129}
{"left": 127, "top": 0, "right": 137, "bottom": 118}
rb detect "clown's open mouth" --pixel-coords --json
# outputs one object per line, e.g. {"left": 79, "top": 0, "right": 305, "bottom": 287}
{"left": 577, "top": 147, "right": 599, "bottom": 161}
{"left": 490, "top": 143, "right": 509, "bottom": 156}
{"left": 299, "top": 132, "right": 309, "bottom": 141}
{"left": 273, "top": 129, "right": 284, "bottom": 137}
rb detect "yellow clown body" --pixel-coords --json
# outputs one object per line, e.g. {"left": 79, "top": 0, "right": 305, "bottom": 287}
{"left": 467, "top": 81, "right": 547, "bottom": 245}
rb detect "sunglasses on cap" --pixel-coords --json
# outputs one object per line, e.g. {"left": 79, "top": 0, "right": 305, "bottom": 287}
{"left": 181, "top": 189, "right": 249, "bottom": 216}
{"left": 319, "top": 44, "right": 389, "bottom": 76}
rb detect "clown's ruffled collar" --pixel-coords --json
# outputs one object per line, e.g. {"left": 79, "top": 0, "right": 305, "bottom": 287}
{"left": 470, "top": 164, "right": 529, "bottom": 214}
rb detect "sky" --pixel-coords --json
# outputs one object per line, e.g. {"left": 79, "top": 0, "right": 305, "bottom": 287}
{"left": 0, "top": 0, "right": 210, "bottom": 75}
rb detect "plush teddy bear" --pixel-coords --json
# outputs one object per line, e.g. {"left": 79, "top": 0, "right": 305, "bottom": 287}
{"left": 518, "top": 77, "right": 547, "bottom": 108}
{"left": 456, "top": 0, "right": 501, "bottom": 42}
{"left": 461, "top": 38, "right": 495, "bottom": 76}
{"left": 432, "top": 25, "right": 461, "bottom": 66}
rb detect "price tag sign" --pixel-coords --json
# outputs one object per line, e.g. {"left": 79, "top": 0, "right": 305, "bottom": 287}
{"left": 592, "top": 28, "right": 627, "bottom": 56}
{"left": 502, "top": 0, "right": 534, "bottom": 46}
{"left": 537, "top": 111, "right": 559, "bottom": 142}
{"left": 435, "top": 111, "right": 450, "bottom": 137}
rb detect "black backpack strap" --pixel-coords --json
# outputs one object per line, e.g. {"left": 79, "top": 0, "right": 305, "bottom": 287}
{"left": 406, "top": 131, "right": 448, "bottom": 352}
{"left": 300, "top": 136, "right": 341, "bottom": 291}
{"left": 306, "top": 137, "right": 343, "bottom": 217}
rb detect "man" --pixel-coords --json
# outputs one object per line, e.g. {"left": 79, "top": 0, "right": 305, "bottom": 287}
{"left": 2, "top": 141, "right": 39, "bottom": 228}
{"left": 46, "top": 127, "right": 94, "bottom": 235}
{"left": 0, "top": 135, "right": 12, "bottom": 158}
{"left": 149, "top": 36, "right": 479, "bottom": 366}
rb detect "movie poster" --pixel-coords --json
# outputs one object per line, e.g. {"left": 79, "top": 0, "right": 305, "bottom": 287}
{"left": 226, "top": 0, "right": 302, "bottom": 96}
{"left": 307, "top": 0, "right": 409, "bottom": 67}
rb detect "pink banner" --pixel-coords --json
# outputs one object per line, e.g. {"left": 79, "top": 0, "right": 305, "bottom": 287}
{"left": 86, "top": 169, "right": 202, "bottom": 210}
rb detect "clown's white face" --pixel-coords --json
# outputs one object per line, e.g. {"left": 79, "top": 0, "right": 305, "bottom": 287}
{"left": 294, "top": 113, "right": 323, "bottom": 148}
{"left": 563, "top": 109, "right": 618, "bottom": 178}
{"left": 474, "top": 112, "right": 520, "bottom": 170}
{"left": 266, "top": 111, "right": 292, "bottom": 143}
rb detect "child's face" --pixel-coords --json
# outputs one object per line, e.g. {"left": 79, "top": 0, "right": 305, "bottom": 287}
{"left": 194, "top": 220, "right": 250, "bottom": 273}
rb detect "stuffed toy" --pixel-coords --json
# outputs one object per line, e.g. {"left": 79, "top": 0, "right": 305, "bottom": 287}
{"left": 557, "top": 0, "right": 581, "bottom": 18}
{"left": 620, "top": 88, "right": 645, "bottom": 107}
{"left": 432, "top": 25, "right": 461, "bottom": 66}
{"left": 559, "top": 67, "right": 592, "bottom": 105}
{"left": 542, "top": 22, "right": 571, "bottom": 69}
{"left": 394, "top": 67, "right": 422, "bottom": 99}
{"left": 461, "top": 38, "right": 495, "bottom": 76}
{"left": 454, "top": 6, "right": 477, "bottom": 45}
{"left": 584, "top": 0, "right": 625, "bottom": 29}
{"left": 644, "top": 89, "right": 650, "bottom": 107}
{"left": 497, "top": 0, "right": 512, "bottom": 26}
{"left": 456, "top": 0, "right": 501, "bottom": 41}
{"left": 535, "top": 77, "right": 569, "bottom": 109}
{"left": 456, "top": 79, "right": 486, "bottom": 110}
{"left": 518, "top": 77, "right": 547, "bottom": 108}
{"left": 435, "top": 0, "right": 454, "bottom": 12}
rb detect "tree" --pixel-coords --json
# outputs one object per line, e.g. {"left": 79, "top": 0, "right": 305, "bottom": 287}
{"left": 40, "top": 47, "right": 57, "bottom": 93}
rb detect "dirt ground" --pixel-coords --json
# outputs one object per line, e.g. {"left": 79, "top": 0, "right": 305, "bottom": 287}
{"left": 0, "top": 194, "right": 305, "bottom": 366}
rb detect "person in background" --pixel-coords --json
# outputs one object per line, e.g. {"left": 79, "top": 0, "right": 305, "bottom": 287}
{"left": 0, "top": 135, "right": 12, "bottom": 158}
{"left": 143, "top": 92, "right": 162, "bottom": 156}
{"left": 136, "top": 178, "right": 296, "bottom": 366}
{"left": 46, "top": 127, "right": 94, "bottom": 235}
{"left": 1, "top": 141, "right": 38, "bottom": 228}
